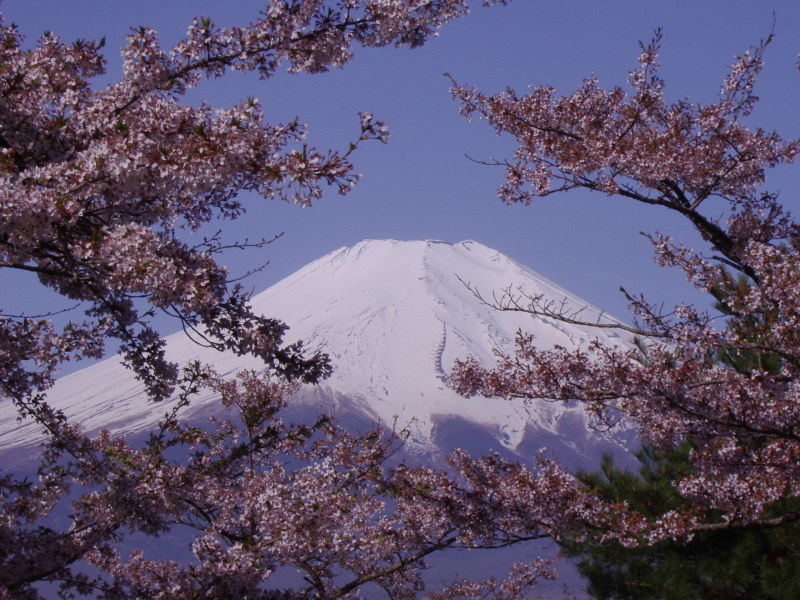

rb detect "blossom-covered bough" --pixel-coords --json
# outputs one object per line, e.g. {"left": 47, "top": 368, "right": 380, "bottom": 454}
{"left": 450, "top": 30, "right": 800, "bottom": 545}
{"left": 0, "top": 2, "right": 578, "bottom": 599}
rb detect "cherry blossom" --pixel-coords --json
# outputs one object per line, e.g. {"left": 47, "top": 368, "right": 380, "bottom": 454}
{"left": 0, "top": 3, "right": 578, "bottom": 599}
{"left": 450, "top": 32, "right": 800, "bottom": 543}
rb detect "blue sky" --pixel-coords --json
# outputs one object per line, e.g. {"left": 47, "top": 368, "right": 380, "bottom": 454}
{"left": 4, "top": 1, "right": 800, "bottom": 353}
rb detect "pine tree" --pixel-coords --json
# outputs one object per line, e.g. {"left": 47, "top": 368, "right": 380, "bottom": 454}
{"left": 560, "top": 270, "right": 800, "bottom": 600}
{"left": 560, "top": 443, "right": 800, "bottom": 599}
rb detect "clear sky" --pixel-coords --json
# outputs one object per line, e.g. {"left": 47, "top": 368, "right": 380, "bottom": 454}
{"left": 4, "top": 1, "right": 800, "bottom": 366}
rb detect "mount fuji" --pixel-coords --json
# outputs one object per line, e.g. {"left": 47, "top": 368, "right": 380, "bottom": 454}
{"left": 0, "top": 239, "right": 636, "bottom": 468}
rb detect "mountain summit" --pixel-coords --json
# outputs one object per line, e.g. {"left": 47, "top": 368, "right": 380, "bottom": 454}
{"left": 0, "top": 239, "right": 633, "bottom": 465}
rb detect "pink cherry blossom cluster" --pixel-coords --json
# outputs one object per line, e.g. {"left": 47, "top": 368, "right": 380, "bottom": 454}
{"left": 450, "top": 31, "right": 796, "bottom": 213}
{"left": 450, "top": 32, "right": 800, "bottom": 543}
{"left": 1, "top": 364, "right": 574, "bottom": 599}
{"left": 0, "top": 0, "right": 506, "bottom": 409}
{"left": 2, "top": 3, "right": 597, "bottom": 598}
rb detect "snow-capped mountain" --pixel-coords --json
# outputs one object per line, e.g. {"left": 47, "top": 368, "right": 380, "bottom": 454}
{"left": 0, "top": 239, "right": 635, "bottom": 467}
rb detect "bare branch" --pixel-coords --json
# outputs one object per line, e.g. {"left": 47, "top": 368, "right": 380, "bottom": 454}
{"left": 456, "top": 275, "right": 667, "bottom": 338}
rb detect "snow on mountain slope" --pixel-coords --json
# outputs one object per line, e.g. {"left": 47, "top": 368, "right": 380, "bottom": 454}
{"left": 0, "top": 239, "right": 635, "bottom": 466}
